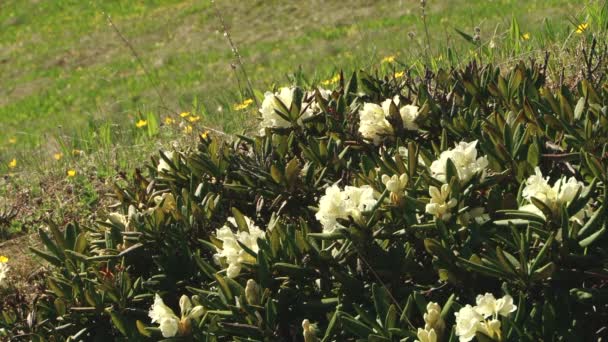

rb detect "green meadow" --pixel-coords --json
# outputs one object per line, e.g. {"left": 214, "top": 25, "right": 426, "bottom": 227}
{"left": 0, "top": 0, "right": 588, "bottom": 170}
{"left": 0, "top": 0, "right": 600, "bottom": 240}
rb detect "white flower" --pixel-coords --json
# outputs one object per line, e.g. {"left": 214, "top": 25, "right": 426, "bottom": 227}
{"left": 149, "top": 294, "right": 180, "bottom": 337}
{"left": 424, "top": 302, "right": 445, "bottom": 333}
{"left": 0, "top": 257, "right": 9, "bottom": 288}
{"left": 382, "top": 96, "right": 420, "bottom": 130}
{"left": 416, "top": 328, "right": 437, "bottom": 342}
{"left": 304, "top": 88, "right": 332, "bottom": 117}
{"left": 149, "top": 294, "right": 204, "bottom": 338}
{"left": 475, "top": 293, "right": 517, "bottom": 319}
{"left": 302, "top": 319, "right": 318, "bottom": 342}
{"left": 477, "top": 318, "right": 502, "bottom": 340}
{"left": 259, "top": 87, "right": 331, "bottom": 135}
{"left": 382, "top": 174, "right": 408, "bottom": 194}
{"left": 359, "top": 96, "right": 420, "bottom": 145}
{"left": 425, "top": 184, "right": 457, "bottom": 220}
{"left": 315, "top": 185, "right": 346, "bottom": 234}
{"left": 519, "top": 167, "right": 586, "bottom": 222}
{"left": 359, "top": 102, "right": 393, "bottom": 145}
{"left": 259, "top": 87, "right": 294, "bottom": 135}
{"left": 430, "top": 140, "right": 488, "bottom": 183}
{"left": 214, "top": 216, "right": 266, "bottom": 278}
{"left": 315, "top": 184, "right": 377, "bottom": 233}
{"left": 158, "top": 151, "right": 174, "bottom": 173}
{"left": 454, "top": 305, "right": 483, "bottom": 342}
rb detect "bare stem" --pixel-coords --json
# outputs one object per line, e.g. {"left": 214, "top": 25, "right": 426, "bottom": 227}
{"left": 211, "top": 0, "right": 259, "bottom": 108}
{"left": 105, "top": 13, "right": 171, "bottom": 112}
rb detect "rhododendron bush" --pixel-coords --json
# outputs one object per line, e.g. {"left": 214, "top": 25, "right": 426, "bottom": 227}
{"left": 8, "top": 58, "right": 608, "bottom": 341}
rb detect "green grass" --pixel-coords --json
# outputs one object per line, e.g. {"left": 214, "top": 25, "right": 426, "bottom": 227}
{"left": 0, "top": 0, "right": 602, "bottom": 239}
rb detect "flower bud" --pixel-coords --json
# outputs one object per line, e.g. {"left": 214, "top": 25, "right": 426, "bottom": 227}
{"left": 245, "top": 279, "right": 261, "bottom": 305}
{"left": 178, "top": 317, "right": 192, "bottom": 336}
{"left": 302, "top": 319, "right": 318, "bottom": 342}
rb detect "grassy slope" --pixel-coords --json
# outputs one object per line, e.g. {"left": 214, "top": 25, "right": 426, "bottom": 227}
{"left": 0, "top": 1, "right": 584, "bottom": 155}
{"left": 0, "top": 0, "right": 599, "bottom": 297}
{"left": 0, "top": 0, "right": 593, "bottom": 240}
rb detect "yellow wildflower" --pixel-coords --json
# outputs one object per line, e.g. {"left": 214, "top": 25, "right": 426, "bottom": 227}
{"left": 53, "top": 153, "right": 63, "bottom": 161}
{"left": 180, "top": 112, "right": 190, "bottom": 118}
{"left": 394, "top": 71, "right": 405, "bottom": 78}
{"left": 188, "top": 115, "right": 201, "bottom": 123}
{"left": 136, "top": 119, "right": 147, "bottom": 128}
{"left": 8, "top": 137, "right": 16, "bottom": 144}
{"left": 184, "top": 125, "right": 193, "bottom": 134}
{"left": 200, "top": 131, "right": 209, "bottom": 139}
{"left": 382, "top": 55, "right": 397, "bottom": 63}
{"left": 521, "top": 32, "right": 530, "bottom": 40}
{"left": 8, "top": 159, "right": 17, "bottom": 169}
{"left": 67, "top": 169, "right": 77, "bottom": 177}
{"left": 0, "top": 256, "right": 8, "bottom": 263}
{"left": 234, "top": 98, "right": 254, "bottom": 110}
{"left": 164, "top": 117, "right": 174, "bottom": 125}
{"left": 321, "top": 74, "right": 340, "bottom": 86}
{"left": 576, "top": 23, "right": 588, "bottom": 34}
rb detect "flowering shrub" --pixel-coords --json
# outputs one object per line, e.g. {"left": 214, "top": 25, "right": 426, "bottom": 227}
{"left": 5, "top": 55, "right": 608, "bottom": 341}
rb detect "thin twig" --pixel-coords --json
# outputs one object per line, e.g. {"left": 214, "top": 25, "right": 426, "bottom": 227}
{"left": 211, "top": 0, "right": 259, "bottom": 108}
{"left": 105, "top": 13, "right": 171, "bottom": 112}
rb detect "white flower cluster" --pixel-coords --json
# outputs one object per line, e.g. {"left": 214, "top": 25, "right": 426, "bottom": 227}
{"left": 315, "top": 184, "right": 377, "bottom": 233}
{"left": 382, "top": 173, "right": 408, "bottom": 202}
{"left": 519, "top": 167, "right": 586, "bottom": 222}
{"left": 430, "top": 140, "right": 488, "bottom": 184}
{"left": 148, "top": 294, "right": 204, "bottom": 337}
{"left": 214, "top": 216, "right": 266, "bottom": 278}
{"left": 0, "top": 256, "right": 9, "bottom": 288}
{"left": 416, "top": 302, "right": 445, "bottom": 342}
{"left": 425, "top": 184, "right": 458, "bottom": 220}
{"left": 454, "top": 293, "right": 517, "bottom": 342}
{"left": 358, "top": 96, "right": 419, "bottom": 145}
{"left": 259, "top": 87, "right": 331, "bottom": 135}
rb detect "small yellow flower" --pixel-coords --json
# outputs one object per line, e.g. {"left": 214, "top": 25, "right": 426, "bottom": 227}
{"left": 164, "top": 117, "right": 174, "bottom": 125}
{"left": 180, "top": 112, "right": 190, "bottom": 118}
{"left": 188, "top": 115, "right": 200, "bottom": 123}
{"left": 321, "top": 74, "right": 340, "bottom": 86}
{"left": 184, "top": 125, "right": 193, "bottom": 134}
{"left": 200, "top": 131, "right": 209, "bottom": 139}
{"left": 521, "top": 32, "right": 530, "bottom": 40}
{"left": 8, "top": 137, "right": 16, "bottom": 144}
{"left": 67, "top": 169, "right": 77, "bottom": 177}
{"left": 8, "top": 159, "right": 17, "bottom": 169}
{"left": 394, "top": 71, "right": 405, "bottom": 78}
{"left": 53, "top": 153, "right": 63, "bottom": 161}
{"left": 382, "top": 55, "right": 397, "bottom": 63}
{"left": 576, "top": 23, "right": 588, "bottom": 34}
{"left": 136, "top": 119, "right": 147, "bottom": 128}
{"left": 234, "top": 98, "right": 254, "bottom": 110}
{"left": 0, "top": 256, "right": 8, "bottom": 263}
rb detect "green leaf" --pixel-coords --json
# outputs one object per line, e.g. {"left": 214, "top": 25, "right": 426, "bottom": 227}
{"left": 231, "top": 207, "right": 249, "bottom": 233}
{"left": 372, "top": 284, "right": 391, "bottom": 326}
{"left": 136, "top": 320, "right": 152, "bottom": 337}
{"left": 340, "top": 315, "right": 374, "bottom": 338}
{"left": 29, "top": 247, "right": 62, "bottom": 266}
{"left": 579, "top": 224, "right": 606, "bottom": 247}
{"left": 322, "top": 310, "right": 340, "bottom": 342}
{"left": 73, "top": 233, "right": 87, "bottom": 254}
{"left": 109, "top": 311, "right": 129, "bottom": 337}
